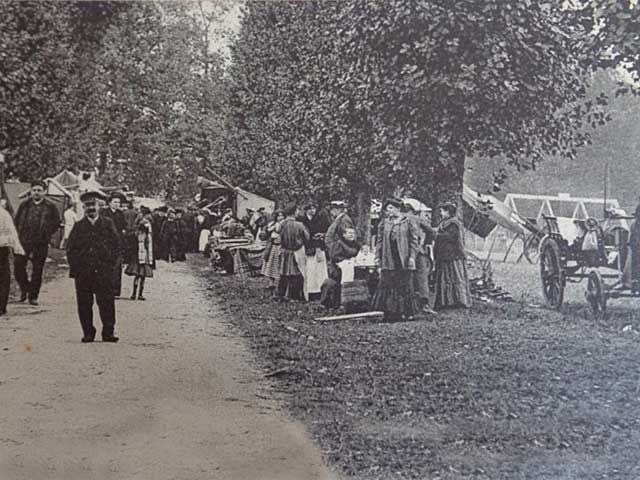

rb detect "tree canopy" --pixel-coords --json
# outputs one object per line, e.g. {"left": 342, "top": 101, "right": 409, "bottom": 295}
{"left": 1, "top": 0, "right": 231, "bottom": 200}
{"left": 2, "top": 0, "right": 640, "bottom": 209}
{"left": 222, "top": 0, "right": 640, "bottom": 221}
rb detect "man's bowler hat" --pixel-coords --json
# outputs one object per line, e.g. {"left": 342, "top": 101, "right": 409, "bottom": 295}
{"left": 80, "top": 190, "right": 106, "bottom": 204}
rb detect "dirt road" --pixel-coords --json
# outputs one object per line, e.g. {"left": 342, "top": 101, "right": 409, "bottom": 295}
{"left": 0, "top": 261, "right": 337, "bottom": 480}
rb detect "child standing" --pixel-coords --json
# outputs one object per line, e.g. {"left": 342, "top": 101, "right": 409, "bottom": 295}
{"left": 125, "top": 218, "right": 155, "bottom": 300}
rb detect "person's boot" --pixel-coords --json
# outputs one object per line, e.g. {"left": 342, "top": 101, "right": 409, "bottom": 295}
{"left": 130, "top": 282, "right": 138, "bottom": 300}
{"left": 19, "top": 291, "right": 27, "bottom": 303}
{"left": 137, "top": 283, "right": 145, "bottom": 301}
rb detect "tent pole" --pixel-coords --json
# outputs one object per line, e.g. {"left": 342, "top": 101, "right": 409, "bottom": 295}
{"left": 205, "top": 167, "right": 249, "bottom": 200}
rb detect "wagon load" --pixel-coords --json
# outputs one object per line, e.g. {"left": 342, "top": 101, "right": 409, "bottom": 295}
{"left": 538, "top": 208, "right": 635, "bottom": 316}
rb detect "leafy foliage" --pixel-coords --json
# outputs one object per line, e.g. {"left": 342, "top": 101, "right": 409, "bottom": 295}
{"left": 223, "top": 0, "right": 640, "bottom": 218}
{"left": 1, "top": 1, "right": 230, "bottom": 200}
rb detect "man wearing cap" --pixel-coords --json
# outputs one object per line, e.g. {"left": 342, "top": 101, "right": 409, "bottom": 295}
{"left": 66, "top": 191, "right": 121, "bottom": 343}
{"left": 404, "top": 200, "right": 437, "bottom": 314}
{"left": 325, "top": 200, "right": 355, "bottom": 263}
{"left": 13, "top": 180, "right": 62, "bottom": 305}
{"left": 101, "top": 192, "right": 127, "bottom": 297}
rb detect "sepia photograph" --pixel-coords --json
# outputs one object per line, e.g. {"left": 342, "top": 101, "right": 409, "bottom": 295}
{"left": 2, "top": 1, "right": 640, "bottom": 479}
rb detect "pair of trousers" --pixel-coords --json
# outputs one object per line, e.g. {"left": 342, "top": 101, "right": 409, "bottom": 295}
{"left": 277, "top": 274, "right": 304, "bottom": 301}
{"left": 0, "top": 247, "right": 10, "bottom": 313}
{"left": 74, "top": 272, "right": 116, "bottom": 339}
{"left": 321, "top": 263, "right": 342, "bottom": 309}
{"left": 14, "top": 243, "right": 48, "bottom": 300}
{"left": 111, "top": 256, "right": 123, "bottom": 297}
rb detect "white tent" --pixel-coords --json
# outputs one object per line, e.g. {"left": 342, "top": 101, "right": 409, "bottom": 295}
{"left": 133, "top": 196, "right": 165, "bottom": 210}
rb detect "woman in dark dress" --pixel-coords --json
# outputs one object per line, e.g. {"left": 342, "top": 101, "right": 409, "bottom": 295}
{"left": 623, "top": 204, "right": 640, "bottom": 291}
{"left": 433, "top": 202, "right": 472, "bottom": 309}
{"left": 277, "top": 203, "right": 309, "bottom": 301}
{"left": 371, "top": 198, "right": 419, "bottom": 321}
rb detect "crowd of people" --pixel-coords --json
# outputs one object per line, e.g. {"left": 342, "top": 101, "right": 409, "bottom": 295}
{"left": 0, "top": 181, "right": 213, "bottom": 341}
{"left": 5, "top": 178, "right": 640, "bottom": 343}
{"left": 0, "top": 180, "right": 475, "bottom": 340}
{"left": 202, "top": 196, "right": 473, "bottom": 321}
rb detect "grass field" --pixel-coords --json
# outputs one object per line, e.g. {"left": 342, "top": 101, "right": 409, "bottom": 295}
{"left": 196, "top": 255, "right": 640, "bottom": 479}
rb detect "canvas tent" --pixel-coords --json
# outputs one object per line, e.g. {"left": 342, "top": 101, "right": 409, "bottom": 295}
{"left": 197, "top": 175, "right": 275, "bottom": 218}
{"left": 503, "top": 192, "right": 628, "bottom": 239}
{"left": 132, "top": 196, "right": 165, "bottom": 210}
{"left": 504, "top": 192, "right": 623, "bottom": 225}
{"left": 2, "top": 181, "right": 31, "bottom": 215}
{"left": 52, "top": 169, "right": 107, "bottom": 196}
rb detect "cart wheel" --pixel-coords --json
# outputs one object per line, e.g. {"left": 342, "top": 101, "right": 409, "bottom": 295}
{"left": 540, "top": 238, "right": 564, "bottom": 309}
{"left": 586, "top": 270, "right": 607, "bottom": 316}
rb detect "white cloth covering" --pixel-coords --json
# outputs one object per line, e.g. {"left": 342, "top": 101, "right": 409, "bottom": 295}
{"left": 199, "top": 229, "right": 211, "bottom": 252}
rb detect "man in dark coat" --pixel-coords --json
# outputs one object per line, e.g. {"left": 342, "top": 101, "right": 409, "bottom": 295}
{"left": 151, "top": 206, "right": 167, "bottom": 260}
{"left": 175, "top": 209, "right": 189, "bottom": 257}
{"left": 324, "top": 200, "right": 355, "bottom": 263}
{"left": 159, "top": 209, "right": 187, "bottom": 262}
{"left": 101, "top": 192, "right": 127, "bottom": 297}
{"left": 300, "top": 202, "right": 332, "bottom": 253}
{"left": 66, "top": 191, "right": 121, "bottom": 342}
{"left": 181, "top": 207, "right": 196, "bottom": 253}
{"left": 13, "top": 180, "right": 62, "bottom": 305}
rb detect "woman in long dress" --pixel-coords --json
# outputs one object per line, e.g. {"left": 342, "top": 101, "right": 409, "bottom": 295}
{"left": 261, "top": 210, "right": 285, "bottom": 290}
{"left": 277, "top": 203, "right": 309, "bottom": 301}
{"left": 125, "top": 217, "right": 155, "bottom": 300}
{"left": 433, "top": 202, "right": 472, "bottom": 309}
{"left": 371, "top": 198, "right": 420, "bottom": 321}
{"left": 623, "top": 204, "right": 640, "bottom": 291}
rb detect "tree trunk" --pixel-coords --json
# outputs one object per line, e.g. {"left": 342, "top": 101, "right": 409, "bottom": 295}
{"left": 423, "top": 155, "right": 465, "bottom": 224}
{"left": 354, "top": 189, "right": 371, "bottom": 247}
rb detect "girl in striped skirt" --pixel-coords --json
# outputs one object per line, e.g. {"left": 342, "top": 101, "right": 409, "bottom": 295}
{"left": 261, "top": 210, "right": 285, "bottom": 288}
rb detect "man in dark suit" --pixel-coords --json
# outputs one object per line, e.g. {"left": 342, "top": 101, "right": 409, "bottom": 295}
{"left": 151, "top": 206, "right": 167, "bottom": 260}
{"left": 66, "top": 191, "right": 121, "bottom": 343}
{"left": 13, "top": 180, "right": 62, "bottom": 305}
{"left": 101, "top": 192, "right": 127, "bottom": 297}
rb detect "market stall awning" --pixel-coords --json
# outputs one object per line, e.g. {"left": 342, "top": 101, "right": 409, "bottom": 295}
{"left": 463, "top": 185, "right": 532, "bottom": 238}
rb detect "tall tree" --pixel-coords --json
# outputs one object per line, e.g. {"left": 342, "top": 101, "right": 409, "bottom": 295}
{"left": 222, "top": 0, "right": 622, "bottom": 230}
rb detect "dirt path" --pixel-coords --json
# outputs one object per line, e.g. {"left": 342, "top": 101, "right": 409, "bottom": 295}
{"left": 0, "top": 261, "right": 338, "bottom": 480}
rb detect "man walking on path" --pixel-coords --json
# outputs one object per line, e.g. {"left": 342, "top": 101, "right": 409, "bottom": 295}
{"left": 66, "top": 190, "right": 121, "bottom": 343}
{"left": 101, "top": 192, "right": 127, "bottom": 297}
{"left": 13, "top": 180, "right": 61, "bottom": 305}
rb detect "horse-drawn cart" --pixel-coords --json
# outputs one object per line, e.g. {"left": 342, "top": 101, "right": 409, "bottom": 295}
{"left": 538, "top": 212, "right": 634, "bottom": 314}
